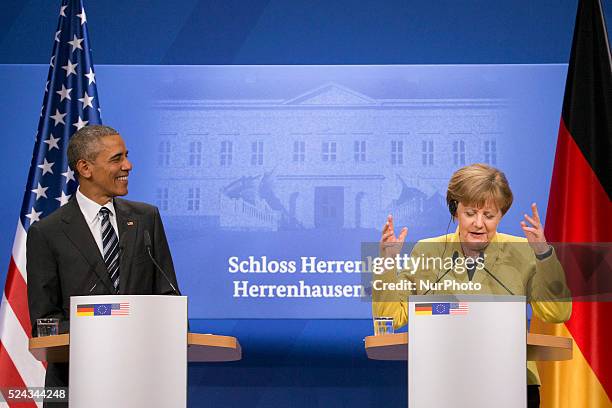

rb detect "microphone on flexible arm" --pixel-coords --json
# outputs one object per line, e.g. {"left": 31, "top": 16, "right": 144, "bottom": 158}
{"left": 478, "top": 251, "right": 515, "bottom": 295}
{"left": 424, "top": 251, "right": 459, "bottom": 295}
{"left": 87, "top": 261, "right": 102, "bottom": 294}
{"left": 144, "top": 230, "right": 181, "bottom": 296}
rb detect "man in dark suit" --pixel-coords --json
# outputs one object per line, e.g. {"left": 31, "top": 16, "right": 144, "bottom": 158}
{"left": 26, "top": 125, "right": 180, "bottom": 405}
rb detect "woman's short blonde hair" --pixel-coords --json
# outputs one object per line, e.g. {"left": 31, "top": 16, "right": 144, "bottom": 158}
{"left": 446, "top": 163, "right": 513, "bottom": 215}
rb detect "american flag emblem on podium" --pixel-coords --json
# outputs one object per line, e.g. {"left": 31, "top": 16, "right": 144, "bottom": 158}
{"left": 110, "top": 303, "right": 130, "bottom": 316}
{"left": 449, "top": 302, "right": 469, "bottom": 315}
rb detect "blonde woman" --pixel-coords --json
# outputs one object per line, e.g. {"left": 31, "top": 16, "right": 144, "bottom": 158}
{"left": 373, "top": 163, "right": 571, "bottom": 408}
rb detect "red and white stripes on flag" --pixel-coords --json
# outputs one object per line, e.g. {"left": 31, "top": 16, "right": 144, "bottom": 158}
{"left": 449, "top": 302, "right": 469, "bottom": 315}
{"left": 0, "top": 0, "right": 101, "bottom": 406}
{"left": 111, "top": 303, "right": 130, "bottom": 316}
{"left": 0, "top": 224, "right": 46, "bottom": 408}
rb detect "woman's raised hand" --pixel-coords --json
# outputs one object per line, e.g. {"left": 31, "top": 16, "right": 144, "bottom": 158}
{"left": 520, "top": 203, "right": 550, "bottom": 255}
{"left": 380, "top": 214, "right": 408, "bottom": 258}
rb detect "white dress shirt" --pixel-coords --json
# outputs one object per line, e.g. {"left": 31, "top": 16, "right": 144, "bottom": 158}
{"left": 75, "top": 187, "right": 119, "bottom": 256}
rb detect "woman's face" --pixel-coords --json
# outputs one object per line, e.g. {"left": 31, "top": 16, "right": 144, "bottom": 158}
{"left": 456, "top": 201, "right": 503, "bottom": 252}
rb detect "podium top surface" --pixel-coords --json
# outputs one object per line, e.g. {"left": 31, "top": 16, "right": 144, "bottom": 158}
{"left": 29, "top": 332, "right": 241, "bottom": 363}
{"left": 365, "top": 332, "right": 573, "bottom": 361}
{"left": 71, "top": 294, "right": 188, "bottom": 301}
{"left": 410, "top": 294, "right": 527, "bottom": 302}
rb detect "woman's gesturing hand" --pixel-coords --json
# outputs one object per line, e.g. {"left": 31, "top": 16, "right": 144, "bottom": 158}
{"left": 520, "top": 203, "right": 550, "bottom": 255}
{"left": 380, "top": 214, "right": 408, "bottom": 258}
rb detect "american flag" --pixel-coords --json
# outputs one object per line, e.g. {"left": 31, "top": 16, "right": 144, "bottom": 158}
{"left": 110, "top": 303, "right": 130, "bottom": 316}
{"left": 0, "top": 0, "right": 101, "bottom": 406}
{"left": 449, "top": 302, "right": 469, "bottom": 315}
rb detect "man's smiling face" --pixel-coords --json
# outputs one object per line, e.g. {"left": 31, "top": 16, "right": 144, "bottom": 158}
{"left": 81, "top": 133, "right": 132, "bottom": 203}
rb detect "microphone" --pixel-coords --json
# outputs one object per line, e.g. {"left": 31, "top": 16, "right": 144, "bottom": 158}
{"left": 144, "top": 230, "right": 181, "bottom": 296}
{"left": 424, "top": 251, "right": 459, "bottom": 295}
{"left": 88, "top": 261, "right": 102, "bottom": 293}
{"left": 478, "top": 252, "right": 515, "bottom": 295}
{"left": 467, "top": 257, "right": 477, "bottom": 281}
{"left": 114, "top": 232, "right": 126, "bottom": 294}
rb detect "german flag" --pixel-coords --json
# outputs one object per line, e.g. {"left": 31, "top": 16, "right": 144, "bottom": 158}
{"left": 531, "top": 0, "right": 612, "bottom": 406}
{"left": 76, "top": 305, "right": 94, "bottom": 316}
{"left": 415, "top": 303, "right": 433, "bottom": 315}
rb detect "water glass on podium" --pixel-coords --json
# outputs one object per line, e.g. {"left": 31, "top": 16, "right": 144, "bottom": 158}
{"left": 36, "top": 318, "right": 59, "bottom": 337}
{"left": 373, "top": 317, "right": 394, "bottom": 336}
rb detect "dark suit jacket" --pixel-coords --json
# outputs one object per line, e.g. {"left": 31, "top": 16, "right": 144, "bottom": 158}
{"left": 26, "top": 196, "right": 180, "bottom": 336}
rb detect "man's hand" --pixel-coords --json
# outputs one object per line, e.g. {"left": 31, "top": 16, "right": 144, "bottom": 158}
{"left": 520, "top": 203, "right": 549, "bottom": 255}
{"left": 380, "top": 214, "right": 408, "bottom": 258}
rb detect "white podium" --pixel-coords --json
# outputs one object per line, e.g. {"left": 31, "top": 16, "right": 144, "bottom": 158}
{"left": 408, "top": 295, "right": 526, "bottom": 408}
{"left": 69, "top": 295, "right": 187, "bottom": 408}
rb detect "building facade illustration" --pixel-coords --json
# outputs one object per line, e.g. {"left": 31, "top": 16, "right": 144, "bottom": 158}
{"left": 153, "top": 83, "right": 505, "bottom": 232}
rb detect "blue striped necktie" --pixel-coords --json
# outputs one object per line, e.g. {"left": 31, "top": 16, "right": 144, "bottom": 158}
{"left": 99, "top": 207, "right": 120, "bottom": 292}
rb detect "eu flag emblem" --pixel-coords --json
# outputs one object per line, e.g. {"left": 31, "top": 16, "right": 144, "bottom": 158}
{"left": 431, "top": 303, "right": 450, "bottom": 315}
{"left": 94, "top": 304, "right": 112, "bottom": 316}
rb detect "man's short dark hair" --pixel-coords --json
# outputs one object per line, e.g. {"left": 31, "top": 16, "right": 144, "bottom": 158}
{"left": 67, "top": 125, "right": 120, "bottom": 176}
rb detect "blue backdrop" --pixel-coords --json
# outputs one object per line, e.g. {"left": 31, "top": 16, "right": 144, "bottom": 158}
{"left": 0, "top": 63, "right": 567, "bottom": 320}
{"left": 1, "top": 1, "right": 609, "bottom": 406}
